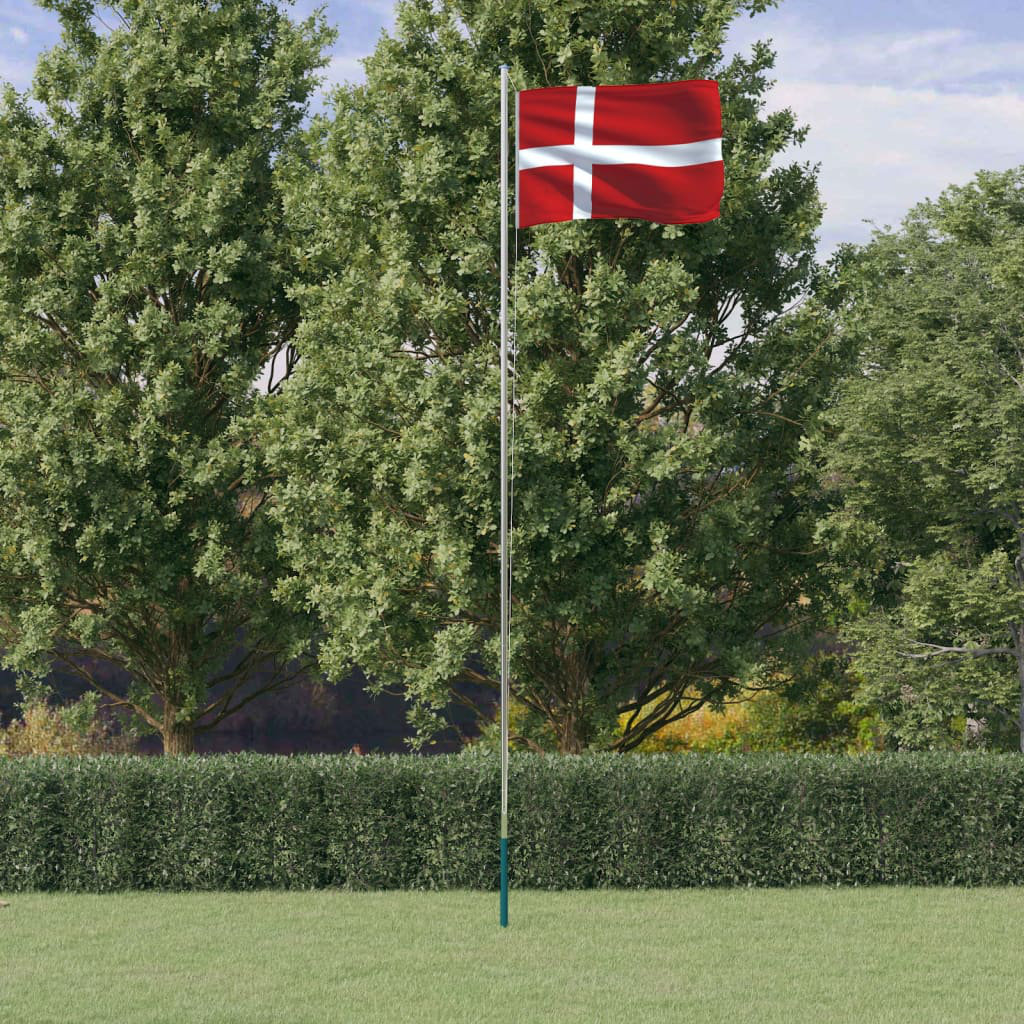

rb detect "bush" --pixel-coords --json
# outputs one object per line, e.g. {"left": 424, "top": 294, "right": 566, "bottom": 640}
{"left": 3, "top": 751, "right": 1024, "bottom": 891}
{"left": 0, "top": 696, "right": 136, "bottom": 757}
{"left": 622, "top": 657, "right": 884, "bottom": 753}
{"left": 621, "top": 699, "right": 752, "bottom": 752}
{"left": 628, "top": 689, "right": 882, "bottom": 754}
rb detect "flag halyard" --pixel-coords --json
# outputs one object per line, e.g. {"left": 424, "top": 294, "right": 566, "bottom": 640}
{"left": 516, "top": 80, "right": 723, "bottom": 228}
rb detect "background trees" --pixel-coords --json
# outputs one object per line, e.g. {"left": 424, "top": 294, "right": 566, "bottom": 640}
{"left": 0, "top": 0, "right": 332, "bottom": 752}
{"left": 267, "top": 0, "right": 847, "bottom": 752}
{"left": 817, "top": 167, "right": 1024, "bottom": 751}
{"left": 7, "top": 0, "right": 1015, "bottom": 759}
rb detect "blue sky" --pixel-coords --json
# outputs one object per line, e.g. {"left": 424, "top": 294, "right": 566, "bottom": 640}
{"left": 2, "top": 0, "right": 1023, "bottom": 254}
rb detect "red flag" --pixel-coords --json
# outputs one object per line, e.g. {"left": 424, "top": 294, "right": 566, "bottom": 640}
{"left": 516, "top": 80, "right": 723, "bottom": 228}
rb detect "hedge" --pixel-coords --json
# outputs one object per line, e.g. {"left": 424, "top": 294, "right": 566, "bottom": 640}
{"left": 2, "top": 751, "right": 1024, "bottom": 891}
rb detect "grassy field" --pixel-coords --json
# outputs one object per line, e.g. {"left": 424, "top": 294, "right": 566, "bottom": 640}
{"left": 1, "top": 887, "right": 1022, "bottom": 1023}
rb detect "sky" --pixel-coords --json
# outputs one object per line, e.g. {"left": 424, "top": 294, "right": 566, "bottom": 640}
{"left": 1, "top": 0, "right": 1023, "bottom": 256}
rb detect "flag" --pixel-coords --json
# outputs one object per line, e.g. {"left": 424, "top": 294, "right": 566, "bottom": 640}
{"left": 516, "top": 80, "right": 723, "bottom": 228}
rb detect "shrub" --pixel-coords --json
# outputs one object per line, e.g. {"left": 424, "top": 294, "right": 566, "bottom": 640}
{"left": 622, "top": 699, "right": 751, "bottom": 752}
{"left": 0, "top": 696, "right": 136, "bottom": 757}
{"left": 2, "top": 751, "right": 1024, "bottom": 891}
{"left": 622, "top": 657, "right": 884, "bottom": 753}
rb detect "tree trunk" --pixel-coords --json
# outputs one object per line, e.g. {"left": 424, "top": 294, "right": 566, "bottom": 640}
{"left": 162, "top": 715, "right": 195, "bottom": 755}
{"left": 557, "top": 707, "right": 586, "bottom": 754}
{"left": 964, "top": 706, "right": 986, "bottom": 747}
{"left": 552, "top": 651, "right": 592, "bottom": 753}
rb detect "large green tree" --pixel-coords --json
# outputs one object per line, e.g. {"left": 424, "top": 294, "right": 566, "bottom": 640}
{"left": 0, "top": 0, "right": 332, "bottom": 753}
{"left": 817, "top": 167, "right": 1024, "bottom": 751}
{"left": 268, "top": 0, "right": 841, "bottom": 752}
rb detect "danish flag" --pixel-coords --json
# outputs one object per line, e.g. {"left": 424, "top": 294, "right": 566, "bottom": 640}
{"left": 516, "top": 80, "right": 723, "bottom": 228}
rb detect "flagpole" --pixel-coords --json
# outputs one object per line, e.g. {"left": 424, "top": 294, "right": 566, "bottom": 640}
{"left": 499, "top": 62, "right": 510, "bottom": 930}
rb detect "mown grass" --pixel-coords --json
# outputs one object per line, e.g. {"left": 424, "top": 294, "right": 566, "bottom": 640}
{"left": 1, "top": 888, "right": 1021, "bottom": 1023}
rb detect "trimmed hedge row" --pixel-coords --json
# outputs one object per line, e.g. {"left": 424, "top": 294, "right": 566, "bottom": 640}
{"left": 2, "top": 751, "right": 1024, "bottom": 891}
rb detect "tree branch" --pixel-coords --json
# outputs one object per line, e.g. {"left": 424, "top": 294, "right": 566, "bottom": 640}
{"left": 899, "top": 640, "right": 1015, "bottom": 660}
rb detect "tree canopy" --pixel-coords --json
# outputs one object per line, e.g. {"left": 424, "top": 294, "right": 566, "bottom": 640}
{"left": 266, "top": 0, "right": 846, "bottom": 752}
{"left": 817, "top": 167, "right": 1024, "bottom": 751}
{"left": 0, "top": 0, "right": 332, "bottom": 752}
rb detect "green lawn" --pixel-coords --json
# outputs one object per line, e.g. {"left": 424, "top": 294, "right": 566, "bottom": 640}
{"left": 1, "top": 888, "right": 1021, "bottom": 1023}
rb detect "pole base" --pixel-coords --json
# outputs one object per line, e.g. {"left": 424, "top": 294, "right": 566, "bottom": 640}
{"left": 500, "top": 837, "right": 509, "bottom": 927}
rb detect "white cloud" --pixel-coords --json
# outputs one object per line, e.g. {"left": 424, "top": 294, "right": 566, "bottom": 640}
{"left": 881, "top": 28, "right": 964, "bottom": 57}
{"left": 323, "top": 54, "right": 367, "bottom": 88}
{"left": 9, "top": 26, "right": 28, "bottom": 44}
{"left": 727, "top": 18, "right": 1024, "bottom": 253}
{"left": 774, "top": 81, "right": 1024, "bottom": 251}
{"left": 0, "top": 54, "right": 34, "bottom": 90}
{"left": 738, "top": 20, "right": 1024, "bottom": 93}
{"left": 2, "top": 5, "right": 60, "bottom": 35}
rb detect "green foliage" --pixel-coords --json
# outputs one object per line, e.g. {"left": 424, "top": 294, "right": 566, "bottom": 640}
{"left": 0, "top": 694, "right": 136, "bottom": 756}
{"left": 267, "top": 0, "right": 842, "bottom": 754}
{"left": 472, "top": 696, "right": 551, "bottom": 752}
{"left": 5, "top": 751, "right": 1024, "bottom": 890}
{"left": 616, "top": 655, "right": 882, "bottom": 752}
{"left": 0, "top": 0, "right": 333, "bottom": 751}
{"left": 816, "top": 167, "right": 1024, "bottom": 750}
{"left": 730, "top": 656, "right": 883, "bottom": 753}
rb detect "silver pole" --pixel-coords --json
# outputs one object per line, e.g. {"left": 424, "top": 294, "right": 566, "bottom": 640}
{"left": 499, "top": 62, "right": 510, "bottom": 929}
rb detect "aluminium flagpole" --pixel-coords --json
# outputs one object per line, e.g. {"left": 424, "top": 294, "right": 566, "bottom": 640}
{"left": 498, "top": 62, "right": 510, "bottom": 930}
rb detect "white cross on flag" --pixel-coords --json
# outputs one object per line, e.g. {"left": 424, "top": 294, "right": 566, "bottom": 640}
{"left": 516, "top": 80, "right": 723, "bottom": 228}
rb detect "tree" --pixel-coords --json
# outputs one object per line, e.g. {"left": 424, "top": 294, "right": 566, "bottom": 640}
{"left": 0, "top": 0, "right": 332, "bottom": 753}
{"left": 817, "top": 167, "right": 1024, "bottom": 751}
{"left": 268, "top": 0, "right": 841, "bottom": 753}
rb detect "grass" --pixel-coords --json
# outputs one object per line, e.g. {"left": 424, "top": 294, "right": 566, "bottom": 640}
{"left": 1, "top": 888, "right": 1022, "bottom": 1023}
